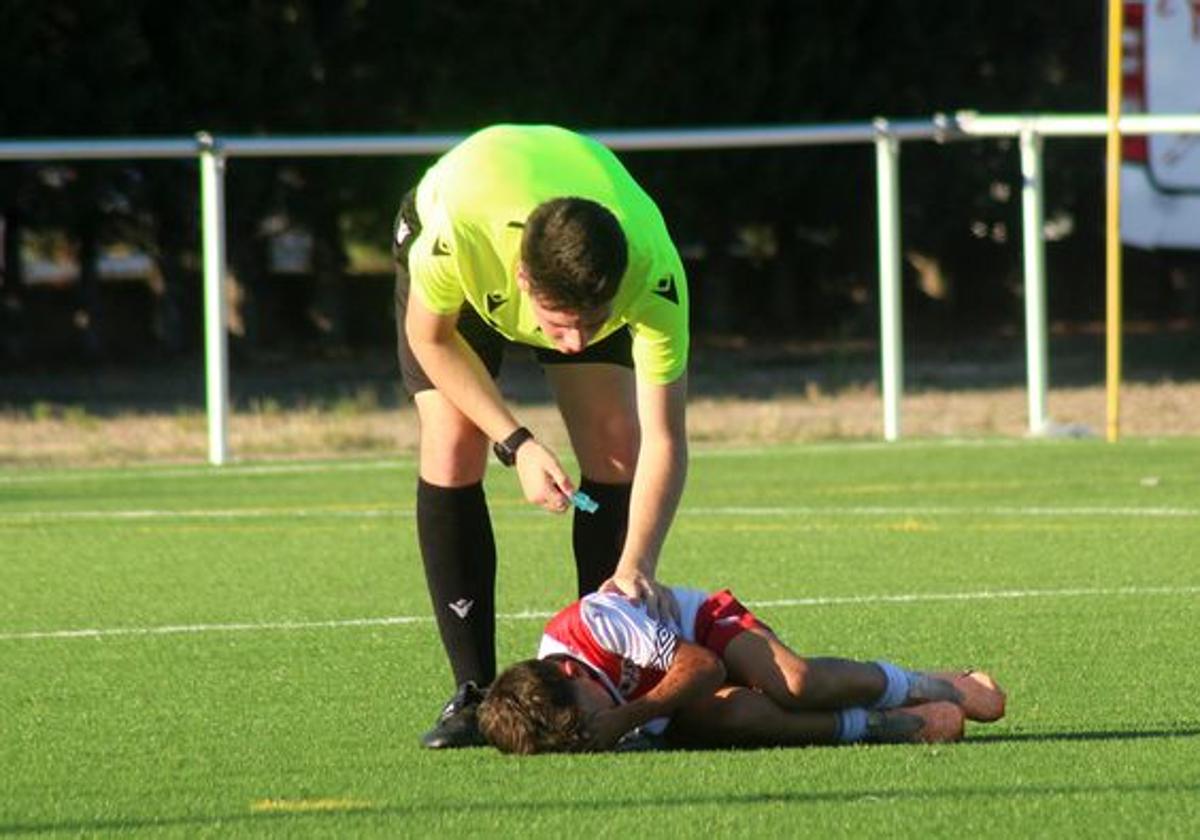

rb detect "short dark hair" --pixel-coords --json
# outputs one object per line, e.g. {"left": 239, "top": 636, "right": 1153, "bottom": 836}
{"left": 477, "top": 658, "right": 589, "bottom": 754}
{"left": 520, "top": 197, "right": 627, "bottom": 311}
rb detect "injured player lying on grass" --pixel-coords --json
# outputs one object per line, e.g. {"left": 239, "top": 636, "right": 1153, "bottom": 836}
{"left": 477, "top": 587, "right": 1005, "bottom": 754}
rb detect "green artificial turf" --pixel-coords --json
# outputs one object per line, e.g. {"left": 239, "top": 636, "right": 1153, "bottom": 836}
{"left": 2, "top": 439, "right": 1199, "bottom": 837}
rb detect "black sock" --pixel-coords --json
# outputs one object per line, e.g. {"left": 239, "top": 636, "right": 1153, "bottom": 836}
{"left": 416, "top": 479, "right": 497, "bottom": 688}
{"left": 572, "top": 478, "right": 632, "bottom": 596}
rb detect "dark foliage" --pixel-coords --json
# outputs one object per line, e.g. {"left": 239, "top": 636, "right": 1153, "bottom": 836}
{"left": 1, "top": 1, "right": 1194, "bottom": 366}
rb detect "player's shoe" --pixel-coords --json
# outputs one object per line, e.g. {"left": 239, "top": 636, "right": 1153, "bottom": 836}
{"left": 868, "top": 701, "right": 965, "bottom": 744}
{"left": 933, "top": 670, "right": 1006, "bottom": 722}
{"left": 613, "top": 727, "right": 670, "bottom": 752}
{"left": 420, "top": 681, "right": 488, "bottom": 749}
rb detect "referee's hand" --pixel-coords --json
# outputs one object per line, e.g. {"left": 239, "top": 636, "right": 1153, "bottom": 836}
{"left": 600, "top": 573, "right": 680, "bottom": 626}
{"left": 514, "top": 440, "right": 574, "bottom": 514}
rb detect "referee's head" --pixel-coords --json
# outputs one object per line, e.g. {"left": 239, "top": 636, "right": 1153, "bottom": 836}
{"left": 520, "top": 197, "right": 627, "bottom": 312}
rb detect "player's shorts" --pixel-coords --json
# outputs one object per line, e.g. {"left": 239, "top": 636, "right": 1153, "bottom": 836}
{"left": 690, "top": 589, "right": 774, "bottom": 657}
{"left": 392, "top": 190, "right": 634, "bottom": 397}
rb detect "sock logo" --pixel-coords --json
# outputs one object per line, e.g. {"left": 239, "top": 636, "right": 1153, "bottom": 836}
{"left": 448, "top": 598, "right": 475, "bottom": 619}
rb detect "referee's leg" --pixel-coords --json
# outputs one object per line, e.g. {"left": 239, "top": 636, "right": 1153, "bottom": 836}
{"left": 543, "top": 352, "right": 638, "bottom": 596}
{"left": 394, "top": 199, "right": 502, "bottom": 749}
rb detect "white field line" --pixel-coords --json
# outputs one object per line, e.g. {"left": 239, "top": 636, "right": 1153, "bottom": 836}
{"left": 0, "top": 458, "right": 412, "bottom": 485}
{"left": 686, "top": 505, "right": 1199, "bottom": 518}
{"left": 2, "top": 503, "right": 1198, "bottom": 524}
{"left": 3, "top": 584, "right": 1198, "bottom": 642}
{"left": 0, "top": 507, "right": 409, "bottom": 522}
{"left": 0, "top": 436, "right": 1107, "bottom": 485}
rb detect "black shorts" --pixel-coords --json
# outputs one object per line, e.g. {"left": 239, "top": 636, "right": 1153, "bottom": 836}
{"left": 392, "top": 190, "right": 634, "bottom": 396}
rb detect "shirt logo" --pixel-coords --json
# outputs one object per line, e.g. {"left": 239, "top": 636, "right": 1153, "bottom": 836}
{"left": 486, "top": 292, "right": 507, "bottom": 313}
{"left": 448, "top": 598, "right": 474, "bottom": 619}
{"left": 649, "top": 626, "right": 678, "bottom": 670}
{"left": 432, "top": 236, "right": 451, "bottom": 257}
{"left": 652, "top": 274, "right": 679, "bottom": 304}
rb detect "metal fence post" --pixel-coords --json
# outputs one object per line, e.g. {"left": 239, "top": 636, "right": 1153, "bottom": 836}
{"left": 874, "top": 119, "right": 903, "bottom": 442}
{"left": 1019, "top": 125, "right": 1049, "bottom": 436}
{"left": 198, "top": 132, "right": 230, "bottom": 465}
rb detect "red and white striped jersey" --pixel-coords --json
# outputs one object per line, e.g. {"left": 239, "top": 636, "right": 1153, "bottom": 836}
{"left": 536, "top": 587, "right": 710, "bottom": 703}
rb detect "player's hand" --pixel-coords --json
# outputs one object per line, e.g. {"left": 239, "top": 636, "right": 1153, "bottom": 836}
{"left": 583, "top": 707, "right": 634, "bottom": 752}
{"left": 514, "top": 439, "right": 574, "bottom": 514}
{"left": 599, "top": 572, "right": 680, "bottom": 625}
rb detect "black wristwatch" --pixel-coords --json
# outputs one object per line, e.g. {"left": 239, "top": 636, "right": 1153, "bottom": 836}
{"left": 493, "top": 426, "right": 534, "bottom": 467}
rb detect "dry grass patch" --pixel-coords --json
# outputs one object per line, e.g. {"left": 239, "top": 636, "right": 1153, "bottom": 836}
{"left": 2, "top": 379, "right": 1198, "bottom": 469}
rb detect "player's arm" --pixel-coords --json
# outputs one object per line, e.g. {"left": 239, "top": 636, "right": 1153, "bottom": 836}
{"left": 405, "top": 293, "right": 574, "bottom": 510}
{"left": 602, "top": 372, "right": 688, "bottom": 616}
{"left": 586, "top": 640, "right": 724, "bottom": 750}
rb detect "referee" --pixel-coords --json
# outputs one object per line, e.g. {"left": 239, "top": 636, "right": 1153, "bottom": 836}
{"left": 393, "top": 124, "right": 690, "bottom": 748}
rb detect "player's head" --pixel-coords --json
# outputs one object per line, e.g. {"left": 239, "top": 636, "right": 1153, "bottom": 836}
{"left": 477, "top": 656, "right": 616, "bottom": 754}
{"left": 519, "top": 197, "right": 627, "bottom": 314}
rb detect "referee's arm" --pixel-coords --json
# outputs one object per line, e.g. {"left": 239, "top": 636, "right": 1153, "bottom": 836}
{"left": 405, "top": 294, "right": 519, "bottom": 444}
{"left": 614, "top": 372, "right": 688, "bottom": 586}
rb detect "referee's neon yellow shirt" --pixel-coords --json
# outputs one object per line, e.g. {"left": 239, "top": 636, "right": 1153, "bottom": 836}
{"left": 408, "top": 124, "right": 689, "bottom": 385}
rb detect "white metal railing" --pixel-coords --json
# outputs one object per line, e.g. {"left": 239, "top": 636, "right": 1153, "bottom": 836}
{"left": 3, "top": 111, "right": 1200, "bottom": 462}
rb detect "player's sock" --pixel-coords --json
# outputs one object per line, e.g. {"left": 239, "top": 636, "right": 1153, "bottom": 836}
{"left": 417, "top": 479, "right": 497, "bottom": 687}
{"left": 835, "top": 707, "right": 870, "bottom": 743}
{"left": 571, "top": 478, "right": 631, "bottom": 596}
{"left": 869, "top": 660, "right": 913, "bottom": 709}
{"left": 870, "top": 661, "right": 961, "bottom": 708}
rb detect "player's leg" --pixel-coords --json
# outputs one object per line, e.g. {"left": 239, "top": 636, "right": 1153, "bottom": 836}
{"left": 721, "top": 627, "right": 1003, "bottom": 721}
{"left": 721, "top": 627, "right": 893, "bottom": 710}
{"left": 541, "top": 335, "right": 638, "bottom": 595}
{"left": 691, "top": 591, "right": 890, "bottom": 710}
{"left": 669, "top": 685, "right": 840, "bottom": 748}
{"left": 667, "top": 685, "right": 964, "bottom": 748}
{"left": 694, "top": 591, "right": 1004, "bottom": 723}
